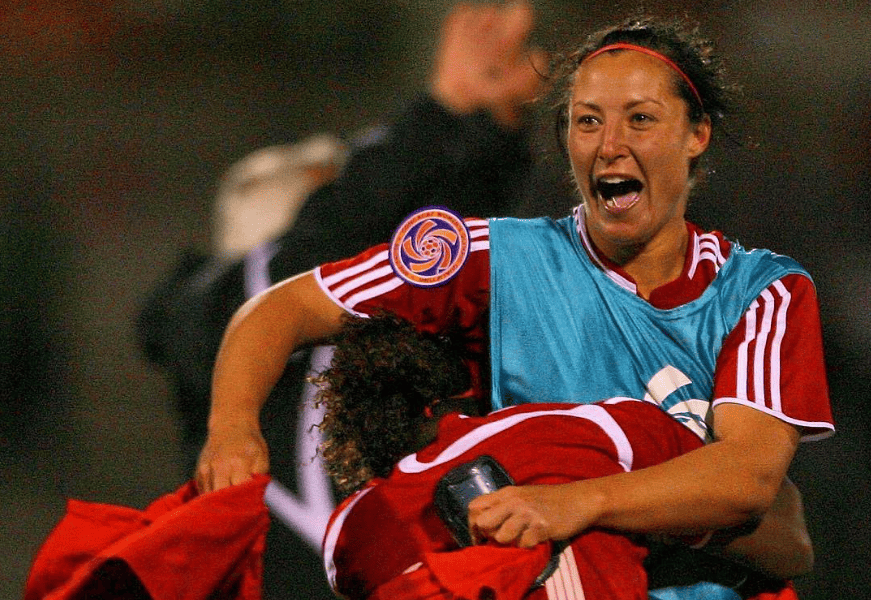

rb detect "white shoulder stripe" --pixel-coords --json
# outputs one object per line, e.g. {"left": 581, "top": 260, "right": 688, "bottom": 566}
{"left": 397, "top": 404, "right": 634, "bottom": 474}
{"left": 317, "top": 221, "right": 487, "bottom": 313}
{"left": 753, "top": 287, "right": 776, "bottom": 406}
{"left": 688, "top": 231, "right": 702, "bottom": 279}
{"left": 315, "top": 267, "right": 357, "bottom": 316}
{"left": 321, "top": 250, "right": 389, "bottom": 287}
{"left": 688, "top": 232, "right": 726, "bottom": 279}
{"left": 332, "top": 264, "right": 394, "bottom": 299}
{"left": 768, "top": 280, "right": 790, "bottom": 411}
{"left": 736, "top": 299, "right": 755, "bottom": 401}
{"left": 344, "top": 277, "right": 404, "bottom": 311}
{"left": 735, "top": 280, "right": 791, "bottom": 410}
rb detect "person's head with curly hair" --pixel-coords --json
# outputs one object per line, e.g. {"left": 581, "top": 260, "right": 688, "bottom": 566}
{"left": 315, "top": 312, "right": 484, "bottom": 495}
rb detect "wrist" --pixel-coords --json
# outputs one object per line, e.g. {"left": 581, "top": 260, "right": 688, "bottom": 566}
{"left": 583, "top": 480, "right": 610, "bottom": 530}
{"left": 207, "top": 408, "right": 261, "bottom": 436}
{"left": 555, "top": 479, "right": 609, "bottom": 539}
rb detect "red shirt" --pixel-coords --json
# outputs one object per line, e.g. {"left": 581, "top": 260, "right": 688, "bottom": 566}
{"left": 25, "top": 477, "right": 271, "bottom": 600}
{"left": 324, "top": 401, "right": 704, "bottom": 600}
{"left": 316, "top": 213, "right": 833, "bottom": 440}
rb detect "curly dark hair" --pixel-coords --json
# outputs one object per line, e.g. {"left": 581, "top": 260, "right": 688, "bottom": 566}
{"left": 550, "top": 15, "right": 741, "bottom": 174}
{"left": 314, "top": 312, "right": 472, "bottom": 495}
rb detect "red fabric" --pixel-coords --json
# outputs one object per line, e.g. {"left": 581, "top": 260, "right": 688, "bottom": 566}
{"left": 713, "top": 272, "right": 833, "bottom": 441}
{"left": 24, "top": 476, "right": 271, "bottom": 600}
{"left": 363, "top": 530, "right": 650, "bottom": 600}
{"left": 424, "top": 544, "right": 550, "bottom": 600}
{"left": 368, "top": 565, "right": 452, "bottom": 600}
{"left": 324, "top": 402, "right": 701, "bottom": 599}
{"left": 364, "top": 546, "right": 551, "bottom": 600}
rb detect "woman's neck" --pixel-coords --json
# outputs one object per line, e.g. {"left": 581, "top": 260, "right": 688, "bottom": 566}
{"left": 605, "top": 222, "right": 689, "bottom": 300}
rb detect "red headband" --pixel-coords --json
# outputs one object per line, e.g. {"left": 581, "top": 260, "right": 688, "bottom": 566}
{"left": 582, "top": 43, "right": 703, "bottom": 110}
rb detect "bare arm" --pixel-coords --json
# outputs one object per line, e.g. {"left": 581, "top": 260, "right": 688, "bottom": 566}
{"left": 709, "top": 476, "right": 813, "bottom": 578}
{"left": 195, "top": 271, "right": 345, "bottom": 493}
{"left": 646, "top": 476, "right": 813, "bottom": 588}
{"left": 468, "top": 404, "right": 800, "bottom": 551}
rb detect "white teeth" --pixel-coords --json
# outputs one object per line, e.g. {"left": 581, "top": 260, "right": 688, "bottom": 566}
{"left": 598, "top": 176, "right": 632, "bottom": 184}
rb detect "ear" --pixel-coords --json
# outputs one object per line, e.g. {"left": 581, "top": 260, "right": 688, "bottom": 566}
{"left": 687, "top": 115, "right": 712, "bottom": 158}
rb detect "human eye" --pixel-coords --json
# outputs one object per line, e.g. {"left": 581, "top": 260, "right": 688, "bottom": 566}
{"left": 630, "top": 113, "right": 656, "bottom": 127}
{"left": 574, "top": 114, "right": 600, "bottom": 131}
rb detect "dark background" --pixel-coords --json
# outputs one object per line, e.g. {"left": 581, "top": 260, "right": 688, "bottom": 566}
{"left": 2, "top": 1, "right": 868, "bottom": 598}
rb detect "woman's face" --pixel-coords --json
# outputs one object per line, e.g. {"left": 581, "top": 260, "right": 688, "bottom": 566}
{"left": 566, "top": 49, "right": 711, "bottom": 261}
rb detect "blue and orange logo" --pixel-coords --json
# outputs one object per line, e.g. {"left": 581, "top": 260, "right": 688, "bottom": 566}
{"left": 389, "top": 207, "right": 470, "bottom": 288}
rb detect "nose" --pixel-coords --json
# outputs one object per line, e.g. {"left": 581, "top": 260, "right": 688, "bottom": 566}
{"left": 597, "top": 121, "right": 629, "bottom": 163}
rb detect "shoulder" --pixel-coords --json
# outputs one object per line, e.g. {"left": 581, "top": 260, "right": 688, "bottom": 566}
{"left": 718, "top": 231, "right": 811, "bottom": 280}
{"left": 687, "top": 222, "right": 810, "bottom": 277}
{"left": 319, "top": 207, "right": 489, "bottom": 277}
{"left": 488, "top": 213, "right": 577, "bottom": 252}
{"left": 315, "top": 207, "right": 492, "bottom": 317}
{"left": 489, "top": 213, "right": 572, "bottom": 233}
{"left": 710, "top": 234, "right": 814, "bottom": 302}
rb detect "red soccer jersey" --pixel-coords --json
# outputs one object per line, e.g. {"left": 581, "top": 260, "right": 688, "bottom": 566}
{"left": 323, "top": 400, "right": 705, "bottom": 600}
{"left": 315, "top": 211, "right": 833, "bottom": 440}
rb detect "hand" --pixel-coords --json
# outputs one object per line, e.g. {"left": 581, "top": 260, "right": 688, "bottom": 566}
{"left": 195, "top": 424, "right": 269, "bottom": 493}
{"left": 430, "top": 1, "right": 549, "bottom": 129}
{"left": 467, "top": 483, "right": 598, "bottom": 548}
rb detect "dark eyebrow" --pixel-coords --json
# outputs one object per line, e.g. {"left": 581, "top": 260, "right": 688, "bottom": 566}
{"left": 572, "top": 101, "right": 602, "bottom": 112}
{"left": 572, "top": 97, "right": 666, "bottom": 113}
{"left": 626, "top": 98, "right": 665, "bottom": 110}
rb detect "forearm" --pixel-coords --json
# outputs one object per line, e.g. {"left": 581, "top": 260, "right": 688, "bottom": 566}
{"left": 196, "top": 271, "right": 345, "bottom": 492}
{"left": 583, "top": 405, "right": 800, "bottom": 536}
{"left": 582, "top": 439, "right": 785, "bottom": 535}
{"left": 708, "top": 477, "right": 813, "bottom": 578}
{"left": 468, "top": 405, "right": 801, "bottom": 547}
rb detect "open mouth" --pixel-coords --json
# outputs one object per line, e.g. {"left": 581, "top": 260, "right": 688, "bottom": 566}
{"left": 594, "top": 177, "right": 643, "bottom": 213}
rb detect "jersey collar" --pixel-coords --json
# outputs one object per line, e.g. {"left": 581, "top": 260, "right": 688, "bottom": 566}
{"left": 572, "top": 205, "right": 731, "bottom": 309}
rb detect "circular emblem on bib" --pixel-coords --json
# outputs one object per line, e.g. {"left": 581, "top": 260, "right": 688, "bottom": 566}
{"left": 389, "top": 207, "right": 470, "bottom": 288}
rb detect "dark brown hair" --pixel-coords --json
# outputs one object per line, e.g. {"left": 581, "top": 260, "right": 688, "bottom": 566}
{"left": 314, "top": 312, "right": 471, "bottom": 495}
{"left": 551, "top": 15, "right": 741, "bottom": 173}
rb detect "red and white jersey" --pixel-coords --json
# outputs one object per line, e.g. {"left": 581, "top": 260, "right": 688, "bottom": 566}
{"left": 322, "top": 401, "right": 705, "bottom": 600}
{"left": 314, "top": 209, "right": 833, "bottom": 440}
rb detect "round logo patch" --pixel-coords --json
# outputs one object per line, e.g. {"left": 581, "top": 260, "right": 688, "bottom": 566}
{"left": 389, "top": 207, "right": 470, "bottom": 288}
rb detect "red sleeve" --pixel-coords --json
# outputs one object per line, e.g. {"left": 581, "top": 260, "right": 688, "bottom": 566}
{"left": 314, "top": 217, "right": 490, "bottom": 342}
{"left": 713, "top": 273, "right": 834, "bottom": 441}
